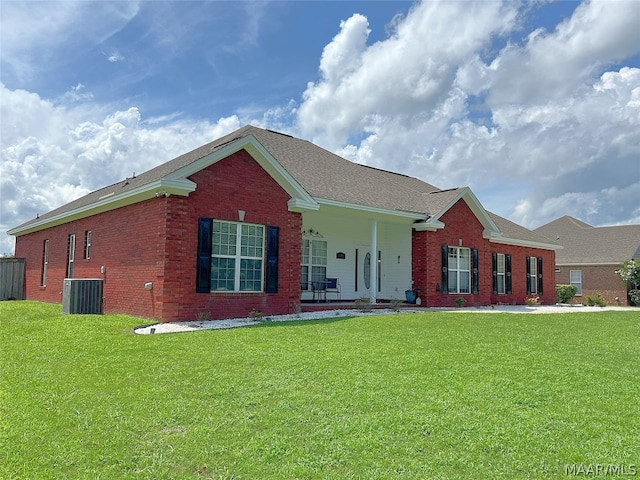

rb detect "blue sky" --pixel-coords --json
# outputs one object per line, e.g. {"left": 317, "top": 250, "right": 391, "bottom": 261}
{"left": 1, "top": 0, "right": 640, "bottom": 254}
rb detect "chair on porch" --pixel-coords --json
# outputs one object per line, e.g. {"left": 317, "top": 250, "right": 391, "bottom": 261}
{"left": 325, "top": 278, "right": 341, "bottom": 301}
{"left": 311, "top": 280, "right": 327, "bottom": 302}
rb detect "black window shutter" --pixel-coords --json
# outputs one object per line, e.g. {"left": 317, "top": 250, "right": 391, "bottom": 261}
{"left": 196, "top": 218, "right": 213, "bottom": 293}
{"left": 354, "top": 249, "right": 359, "bottom": 292}
{"left": 472, "top": 248, "right": 479, "bottom": 295}
{"left": 537, "top": 256, "right": 543, "bottom": 295}
{"left": 505, "top": 254, "right": 512, "bottom": 294}
{"left": 525, "top": 256, "right": 531, "bottom": 295}
{"left": 441, "top": 245, "right": 449, "bottom": 294}
{"left": 265, "top": 226, "right": 279, "bottom": 293}
{"left": 492, "top": 252, "right": 498, "bottom": 295}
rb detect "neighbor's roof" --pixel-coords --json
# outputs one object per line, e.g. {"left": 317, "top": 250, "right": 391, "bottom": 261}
{"left": 10, "top": 125, "right": 554, "bottom": 249}
{"left": 534, "top": 215, "right": 640, "bottom": 264}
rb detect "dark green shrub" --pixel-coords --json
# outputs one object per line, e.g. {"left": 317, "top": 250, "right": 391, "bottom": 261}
{"left": 556, "top": 284, "right": 578, "bottom": 303}
{"left": 583, "top": 293, "right": 606, "bottom": 307}
{"left": 629, "top": 289, "right": 640, "bottom": 306}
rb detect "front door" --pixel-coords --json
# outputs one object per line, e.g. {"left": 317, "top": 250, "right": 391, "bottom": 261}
{"left": 356, "top": 247, "right": 381, "bottom": 297}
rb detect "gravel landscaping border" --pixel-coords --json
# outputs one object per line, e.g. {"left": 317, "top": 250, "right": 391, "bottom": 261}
{"left": 133, "top": 304, "right": 635, "bottom": 335}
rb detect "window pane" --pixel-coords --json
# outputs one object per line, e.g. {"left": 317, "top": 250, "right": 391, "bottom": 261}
{"left": 311, "top": 266, "right": 326, "bottom": 284}
{"left": 497, "top": 253, "right": 505, "bottom": 294}
{"left": 529, "top": 258, "right": 537, "bottom": 294}
{"left": 302, "top": 239, "right": 310, "bottom": 263}
{"left": 570, "top": 270, "right": 582, "bottom": 295}
{"left": 311, "top": 240, "right": 327, "bottom": 265}
{"left": 213, "top": 222, "right": 237, "bottom": 256}
{"left": 211, "top": 257, "right": 235, "bottom": 291}
{"left": 459, "top": 248, "right": 470, "bottom": 270}
{"left": 459, "top": 272, "right": 470, "bottom": 293}
{"left": 448, "top": 248, "right": 458, "bottom": 269}
{"left": 240, "top": 258, "right": 262, "bottom": 291}
{"left": 241, "top": 224, "right": 263, "bottom": 258}
{"left": 301, "top": 266, "right": 309, "bottom": 290}
{"left": 447, "top": 273, "right": 457, "bottom": 293}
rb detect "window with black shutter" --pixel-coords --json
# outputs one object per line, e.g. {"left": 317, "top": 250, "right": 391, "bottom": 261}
{"left": 196, "top": 218, "right": 213, "bottom": 293}
{"left": 441, "top": 245, "right": 448, "bottom": 294}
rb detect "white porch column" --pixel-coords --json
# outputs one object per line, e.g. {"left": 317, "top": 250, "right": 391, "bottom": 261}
{"left": 370, "top": 219, "right": 378, "bottom": 304}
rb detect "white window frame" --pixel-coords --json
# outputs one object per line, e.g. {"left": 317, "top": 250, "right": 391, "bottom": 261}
{"left": 67, "top": 234, "right": 76, "bottom": 278}
{"left": 210, "top": 220, "right": 264, "bottom": 292}
{"left": 84, "top": 230, "right": 92, "bottom": 259}
{"left": 496, "top": 253, "right": 505, "bottom": 294}
{"left": 301, "top": 239, "right": 327, "bottom": 290}
{"left": 448, "top": 246, "right": 471, "bottom": 294}
{"left": 41, "top": 239, "right": 49, "bottom": 286}
{"left": 570, "top": 270, "right": 583, "bottom": 296}
{"left": 529, "top": 257, "right": 538, "bottom": 294}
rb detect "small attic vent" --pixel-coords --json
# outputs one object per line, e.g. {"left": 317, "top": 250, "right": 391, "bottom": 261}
{"left": 266, "top": 129, "right": 293, "bottom": 138}
{"left": 98, "top": 192, "right": 115, "bottom": 200}
{"left": 429, "top": 188, "right": 459, "bottom": 194}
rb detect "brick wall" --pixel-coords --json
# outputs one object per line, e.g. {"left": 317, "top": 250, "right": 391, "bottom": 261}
{"left": 159, "top": 149, "right": 302, "bottom": 322}
{"left": 555, "top": 264, "right": 629, "bottom": 305}
{"left": 15, "top": 197, "right": 167, "bottom": 319}
{"left": 15, "top": 149, "right": 302, "bottom": 322}
{"left": 412, "top": 199, "right": 556, "bottom": 307}
{"left": 162, "top": 150, "right": 302, "bottom": 321}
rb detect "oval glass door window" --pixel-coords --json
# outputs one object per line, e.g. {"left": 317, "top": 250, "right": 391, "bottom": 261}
{"left": 364, "top": 252, "right": 371, "bottom": 289}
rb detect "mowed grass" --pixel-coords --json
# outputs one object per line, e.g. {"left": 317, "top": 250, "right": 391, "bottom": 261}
{"left": 1, "top": 302, "right": 638, "bottom": 479}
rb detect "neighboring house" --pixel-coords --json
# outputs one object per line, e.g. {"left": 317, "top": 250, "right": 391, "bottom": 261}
{"left": 9, "top": 126, "right": 559, "bottom": 322}
{"left": 535, "top": 215, "right": 640, "bottom": 305}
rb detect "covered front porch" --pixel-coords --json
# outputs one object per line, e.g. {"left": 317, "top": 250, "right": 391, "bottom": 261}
{"left": 297, "top": 203, "right": 425, "bottom": 305}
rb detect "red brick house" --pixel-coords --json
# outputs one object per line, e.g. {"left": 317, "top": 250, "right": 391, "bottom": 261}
{"left": 535, "top": 215, "right": 640, "bottom": 305}
{"left": 9, "top": 125, "right": 559, "bottom": 321}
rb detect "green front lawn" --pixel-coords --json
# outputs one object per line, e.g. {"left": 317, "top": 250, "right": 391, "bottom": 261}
{"left": 1, "top": 301, "right": 638, "bottom": 479}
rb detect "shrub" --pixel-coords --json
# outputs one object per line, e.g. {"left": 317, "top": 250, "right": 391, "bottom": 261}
{"left": 583, "top": 293, "right": 606, "bottom": 307}
{"left": 524, "top": 296, "right": 540, "bottom": 306}
{"left": 628, "top": 289, "right": 640, "bottom": 306}
{"left": 556, "top": 284, "right": 578, "bottom": 304}
{"left": 248, "top": 309, "right": 264, "bottom": 321}
{"left": 455, "top": 297, "right": 466, "bottom": 308}
{"left": 616, "top": 259, "right": 640, "bottom": 286}
{"left": 354, "top": 296, "right": 373, "bottom": 312}
{"left": 389, "top": 298, "right": 403, "bottom": 312}
{"left": 196, "top": 310, "right": 212, "bottom": 321}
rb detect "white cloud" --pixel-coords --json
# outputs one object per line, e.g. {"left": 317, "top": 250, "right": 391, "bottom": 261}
{"left": 297, "top": 0, "right": 640, "bottom": 231}
{"left": 107, "top": 51, "right": 125, "bottom": 63}
{"left": 0, "top": 83, "right": 242, "bottom": 253}
{"left": 298, "top": 0, "right": 517, "bottom": 148}
{"left": 2, "top": 0, "right": 640, "bottom": 256}
{"left": 484, "top": 0, "right": 640, "bottom": 106}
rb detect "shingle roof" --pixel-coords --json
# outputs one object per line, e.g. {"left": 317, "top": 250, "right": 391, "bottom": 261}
{"left": 11, "top": 125, "right": 553, "bottom": 248}
{"left": 489, "top": 212, "right": 559, "bottom": 246}
{"left": 534, "top": 215, "right": 640, "bottom": 264}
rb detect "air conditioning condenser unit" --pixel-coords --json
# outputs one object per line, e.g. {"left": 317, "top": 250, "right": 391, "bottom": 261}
{"left": 62, "top": 278, "right": 103, "bottom": 314}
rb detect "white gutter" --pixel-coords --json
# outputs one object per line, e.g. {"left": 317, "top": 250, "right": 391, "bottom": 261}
{"left": 8, "top": 178, "right": 196, "bottom": 236}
